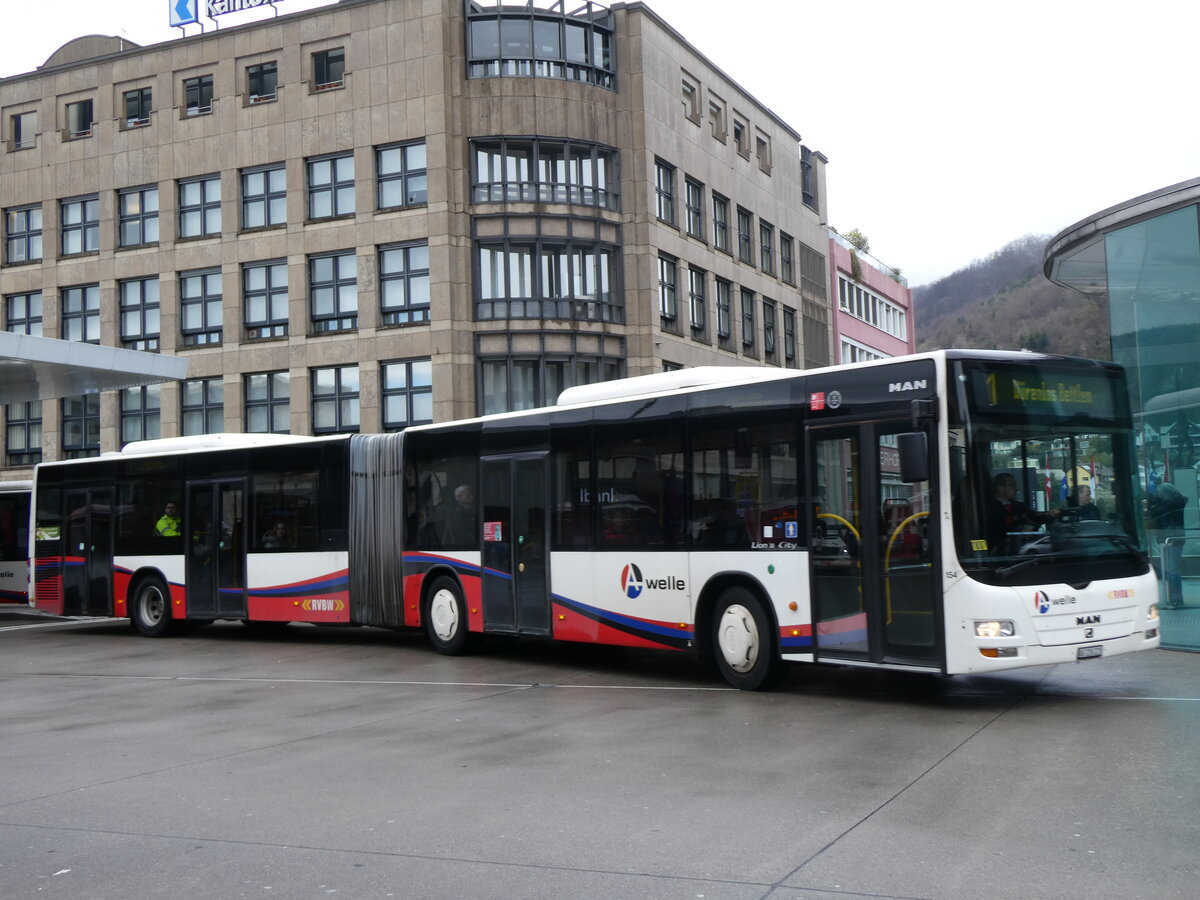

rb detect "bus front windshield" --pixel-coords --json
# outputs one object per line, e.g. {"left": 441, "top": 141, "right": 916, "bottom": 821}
{"left": 949, "top": 359, "right": 1148, "bottom": 586}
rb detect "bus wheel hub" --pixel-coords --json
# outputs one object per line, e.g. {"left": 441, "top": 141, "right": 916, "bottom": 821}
{"left": 718, "top": 604, "right": 759, "bottom": 673}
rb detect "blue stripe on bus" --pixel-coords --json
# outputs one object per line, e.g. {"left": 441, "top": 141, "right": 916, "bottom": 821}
{"left": 552, "top": 593, "right": 694, "bottom": 642}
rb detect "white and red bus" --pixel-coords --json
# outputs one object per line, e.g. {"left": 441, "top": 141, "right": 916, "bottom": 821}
{"left": 30, "top": 350, "right": 1160, "bottom": 689}
{"left": 0, "top": 480, "right": 31, "bottom": 605}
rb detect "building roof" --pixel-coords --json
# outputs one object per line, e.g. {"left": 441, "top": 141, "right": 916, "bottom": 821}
{"left": 0, "top": 333, "right": 188, "bottom": 405}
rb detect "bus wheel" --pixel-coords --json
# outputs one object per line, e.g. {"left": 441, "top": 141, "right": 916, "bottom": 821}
{"left": 131, "top": 577, "right": 174, "bottom": 638}
{"left": 424, "top": 576, "right": 473, "bottom": 655}
{"left": 711, "top": 587, "right": 784, "bottom": 691}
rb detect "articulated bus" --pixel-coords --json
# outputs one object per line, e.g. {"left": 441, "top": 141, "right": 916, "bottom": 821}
{"left": 0, "top": 480, "right": 31, "bottom": 604}
{"left": 30, "top": 350, "right": 1160, "bottom": 689}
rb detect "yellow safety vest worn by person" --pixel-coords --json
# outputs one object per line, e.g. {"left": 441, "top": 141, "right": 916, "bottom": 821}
{"left": 156, "top": 513, "right": 181, "bottom": 537}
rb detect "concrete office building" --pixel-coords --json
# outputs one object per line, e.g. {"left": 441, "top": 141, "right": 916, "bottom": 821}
{"left": 0, "top": 0, "right": 832, "bottom": 474}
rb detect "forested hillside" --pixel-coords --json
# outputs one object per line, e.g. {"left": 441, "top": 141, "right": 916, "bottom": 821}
{"left": 913, "top": 235, "right": 1110, "bottom": 360}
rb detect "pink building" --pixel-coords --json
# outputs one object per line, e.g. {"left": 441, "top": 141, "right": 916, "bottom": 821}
{"left": 828, "top": 232, "right": 915, "bottom": 363}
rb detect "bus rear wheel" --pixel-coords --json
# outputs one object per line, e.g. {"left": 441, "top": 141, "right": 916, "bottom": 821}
{"left": 711, "top": 587, "right": 785, "bottom": 691}
{"left": 131, "top": 576, "right": 174, "bottom": 638}
{"left": 424, "top": 575, "right": 474, "bottom": 655}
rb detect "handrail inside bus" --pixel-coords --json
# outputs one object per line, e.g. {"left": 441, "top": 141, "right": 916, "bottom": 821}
{"left": 884, "top": 511, "right": 931, "bottom": 624}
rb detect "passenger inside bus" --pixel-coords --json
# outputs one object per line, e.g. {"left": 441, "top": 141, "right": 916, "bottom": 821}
{"left": 156, "top": 501, "right": 181, "bottom": 537}
{"left": 601, "top": 506, "right": 642, "bottom": 547}
{"left": 261, "top": 520, "right": 292, "bottom": 549}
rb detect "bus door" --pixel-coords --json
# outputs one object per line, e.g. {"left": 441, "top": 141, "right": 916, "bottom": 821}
{"left": 62, "top": 488, "right": 113, "bottom": 616}
{"left": 480, "top": 453, "right": 551, "bottom": 636}
{"left": 186, "top": 480, "right": 247, "bottom": 619}
{"left": 808, "top": 421, "right": 941, "bottom": 668}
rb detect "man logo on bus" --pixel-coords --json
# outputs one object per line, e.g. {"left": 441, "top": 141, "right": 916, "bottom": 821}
{"left": 1034, "top": 590, "right": 1051, "bottom": 615}
{"left": 621, "top": 563, "right": 645, "bottom": 599}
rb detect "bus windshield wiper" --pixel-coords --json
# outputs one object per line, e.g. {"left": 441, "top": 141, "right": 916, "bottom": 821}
{"left": 996, "top": 556, "right": 1045, "bottom": 578}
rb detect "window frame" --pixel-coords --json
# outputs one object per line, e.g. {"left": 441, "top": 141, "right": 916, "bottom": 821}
{"left": 307, "top": 153, "right": 356, "bottom": 220}
{"left": 181, "top": 377, "right": 224, "bottom": 436}
{"left": 243, "top": 259, "right": 289, "bottom": 340}
{"left": 381, "top": 358, "right": 433, "bottom": 431}
{"left": 119, "top": 384, "right": 162, "bottom": 447}
{"left": 5, "top": 400, "right": 42, "bottom": 466}
{"left": 179, "top": 268, "right": 223, "bottom": 347}
{"left": 377, "top": 141, "right": 428, "bottom": 209}
{"left": 736, "top": 206, "right": 754, "bottom": 265}
{"left": 178, "top": 175, "right": 221, "bottom": 239}
{"left": 123, "top": 87, "right": 152, "bottom": 127}
{"left": 654, "top": 159, "right": 676, "bottom": 226}
{"left": 312, "top": 48, "right": 346, "bottom": 91}
{"left": 684, "top": 177, "right": 705, "bottom": 240}
{"left": 240, "top": 164, "right": 287, "bottom": 230}
{"left": 244, "top": 371, "right": 291, "bottom": 434}
{"left": 310, "top": 364, "right": 361, "bottom": 435}
{"left": 688, "top": 266, "right": 707, "bottom": 337}
{"left": 184, "top": 74, "right": 214, "bottom": 116}
{"left": 712, "top": 193, "right": 730, "bottom": 253}
{"left": 715, "top": 277, "right": 732, "bottom": 345}
{"left": 379, "top": 241, "right": 431, "bottom": 326}
{"left": 60, "top": 283, "right": 100, "bottom": 344}
{"left": 246, "top": 61, "right": 279, "bottom": 103}
{"left": 658, "top": 254, "right": 678, "bottom": 324}
{"left": 59, "top": 195, "right": 99, "bottom": 256}
{"left": 65, "top": 99, "right": 94, "bottom": 139}
{"left": 780, "top": 232, "right": 795, "bottom": 285}
{"left": 5, "top": 291, "right": 42, "bottom": 336}
{"left": 119, "top": 277, "right": 160, "bottom": 350}
{"left": 118, "top": 185, "right": 159, "bottom": 248}
{"left": 740, "top": 287, "right": 756, "bottom": 353}
{"left": 4, "top": 205, "right": 42, "bottom": 264}
{"left": 308, "top": 251, "right": 358, "bottom": 333}
{"left": 61, "top": 394, "right": 100, "bottom": 459}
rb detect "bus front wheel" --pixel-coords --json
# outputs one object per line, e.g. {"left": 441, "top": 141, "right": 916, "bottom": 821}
{"left": 131, "top": 576, "right": 174, "bottom": 638}
{"left": 711, "top": 587, "right": 785, "bottom": 691}
{"left": 424, "top": 576, "right": 474, "bottom": 655}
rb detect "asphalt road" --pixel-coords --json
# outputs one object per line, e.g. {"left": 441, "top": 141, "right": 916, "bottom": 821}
{"left": 1, "top": 613, "right": 1197, "bottom": 899}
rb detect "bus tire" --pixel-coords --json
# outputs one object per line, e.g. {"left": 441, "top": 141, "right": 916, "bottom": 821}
{"left": 424, "top": 575, "right": 474, "bottom": 655}
{"left": 130, "top": 576, "right": 174, "bottom": 638}
{"left": 711, "top": 586, "right": 785, "bottom": 691}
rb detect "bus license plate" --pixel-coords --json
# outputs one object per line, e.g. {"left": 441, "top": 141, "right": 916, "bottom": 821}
{"left": 1077, "top": 646, "right": 1103, "bottom": 660}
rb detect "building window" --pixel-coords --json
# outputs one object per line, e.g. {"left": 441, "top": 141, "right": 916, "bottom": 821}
{"left": 118, "top": 186, "right": 159, "bottom": 247}
{"left": 838, "top": 275, "right": 907, "bottom": 339}
{"left": 688, "top": 266, "right": 706, "bottom": 336}
{"left": 246, "top": 62, "right": 278, "bottom": 102}
{"left": 377, "top": 142, "right": 427, "bottom": 208}
{"left": 119, "top": 278, "right": 160, "bottom": 350}
{"left": 783, "top": 308, "right": 797, "bottom": 362}
{"left": 381, "top": 358, "right": 433, "bottom": 431}
{"left": 4, "top": 205, "right": 42, "bottom": 263}
{"left": 780, "top": 233, "right": 795, "bottom": 285}
{"left": 476, "top": 236, "right": 619, "bottom": 323}
{"left": 741, "top": 287, "right": 755, "bottom": 352}
{"left": 712, "top": 193, "right": 729, "bottom": 253}
{"left": 707, "top": 93, "right": 726, "bottom": 141}
{"left": 60, "top": 196, "right": 99, "bottom": 255}
{"left": 5, "top": 401, "right": 42, "bottom": 466}
{"left": 681, "top": 74, "right": 701, "bottom": 123}
{"left": 120, "top": 385, "right": 161, "bottom": 446}
{"left": 123, "top": 88, "right": 152, "bottom": 127}
{"left": 5, "top": 291, "right": 42, "bottom": 336}
{"left": 759, "top": 221, "right": 774, "bottom": 275}
{"left": 736, "top": 207, "right": 753, "bottom": 265}
{"left": 311, "top": 365, "right": 360, "bottom": 435}
{"left": 755, "top": 132, "right": 772, "bottom": 174}
{"left": 181, "top": 377, "right": 224, "bottom": 436}
{"left": 715, "top": 278, "right": 732, "bottom": 344}
{"left": 241, "top": 164, "right": 286, "bottom": 230}
{"left": 763, "top": 299, "right": 777, "bottom": 361}
{"left": 61, "top": 394, "right": 100, "bottom": 459}
{"left": 465, "top": 4, "right": 615, "bottom": 88}
{"left": 803, "top": 298, "right": 830, "bottom": 368}
{"left": 245, "top": 372, "right": 290, "bottom": 434}
{"left": 312, "top": 48, "right": 345, "bottom": 90}
{"left": 801, "top": 145, "right": 818, "bottom": 211}
{"left": 180, "top": 269, "right": 222, "bottom": 346}
{"left": 658, "top": 255, "right": 678, "bottom": 324}
{"left": 479, "top": 353, "right": 623, "bottom": 416}
{"left": 685, "top": 178, "right": 704, "bottom": 240}
{"left": 307, "top": 154, "right": 355, "bottom": 219}
{"left": 61, "top": 284, "right": 100, "bottom": 343}
{"left": 179, "top": 175, "right": 221, "bottom": 238}
{"left": 654, "top": 160, "right": 675, "bottom": 225}
{"left": 841, "top": 337, "right": 887, "bottom": 365}
{"left": 65, "top": 99, "right": 93, "bottom": 138}
{"left": 184, "top": 75, "right": 213, "bottom": 116}
{"left": 380, "top": 241, "right": 430, "bottom": 325}
{"left": 309, "top": 252, "right": 357, "bottom": 332}
{"left": 243, "top": 260, "right": 289, "bottom": 339}
{"left": 10, "top": 111, "right": 36, "bottom": 150}
{"left": 733, "top": 115, "right": 750, "bottom": 158}
{"left": 472, "top": 138, "right": 618, "bottom": 209}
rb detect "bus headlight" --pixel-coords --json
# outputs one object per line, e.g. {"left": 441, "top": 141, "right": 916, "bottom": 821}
{"left": 975, "top": 620, "right": 1015, "bottom": 639}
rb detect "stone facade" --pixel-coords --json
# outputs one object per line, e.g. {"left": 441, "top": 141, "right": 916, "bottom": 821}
{"left": 0, "top": 0, "right": 830, "bottom": 471}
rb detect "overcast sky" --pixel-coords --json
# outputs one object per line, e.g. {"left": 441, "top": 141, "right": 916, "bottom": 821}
{"left": 3, "top": 0, "right": 1197, "bottom": 286}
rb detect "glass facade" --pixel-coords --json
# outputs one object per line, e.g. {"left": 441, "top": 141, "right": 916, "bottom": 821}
{"left": 1050, "top": 199, "right": 1200, "bottom": 651}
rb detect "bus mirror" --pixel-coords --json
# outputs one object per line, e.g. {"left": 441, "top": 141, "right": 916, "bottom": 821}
{"left": 898, "top": 432, "right": 929, "bottom": 483}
